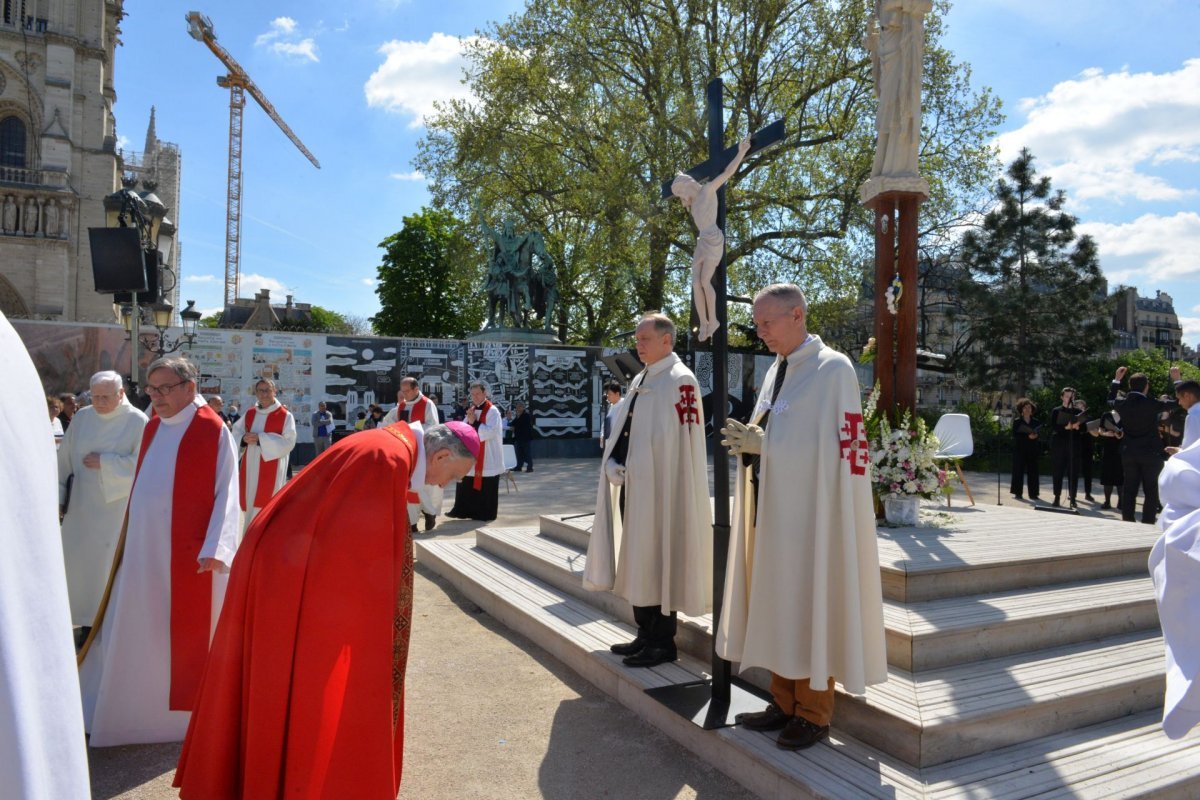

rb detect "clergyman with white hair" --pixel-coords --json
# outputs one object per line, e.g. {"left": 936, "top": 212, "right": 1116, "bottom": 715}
{"left": 57, "top": 370, "right": 148, "bottom": 646}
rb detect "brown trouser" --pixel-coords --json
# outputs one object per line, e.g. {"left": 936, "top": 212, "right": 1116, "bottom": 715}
{"left": 770, "top": 673, "right": 835, "bottom": 727}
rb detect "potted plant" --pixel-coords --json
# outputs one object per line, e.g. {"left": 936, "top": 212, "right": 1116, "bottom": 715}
{"left": 863, "top": 385, "right": 950, "bottom": 525}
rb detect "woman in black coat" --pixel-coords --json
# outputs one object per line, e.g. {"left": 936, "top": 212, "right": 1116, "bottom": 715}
{"left": 1094, "top": 408, "right": 1125, "bottom": 509}
{"left": 1010, "top": 397, "right": 1042, "bottom": 500}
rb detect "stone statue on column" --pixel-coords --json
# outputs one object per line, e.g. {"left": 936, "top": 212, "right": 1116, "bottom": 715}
{"left": 861, "top": 0, "right": 931, "bottom": 200}
{"left": 43, "top": 200, "right": 59, "bottom": 239}
{"left": 22, "top": 197, "right": 38, "bottom": 236}
{"left": 2, "top": 195, "right": 15, "bottom": 234}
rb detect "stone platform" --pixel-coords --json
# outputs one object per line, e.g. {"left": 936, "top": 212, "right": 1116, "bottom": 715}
{"left": 417, "top": 502, "right": 1200, "bottom": 798}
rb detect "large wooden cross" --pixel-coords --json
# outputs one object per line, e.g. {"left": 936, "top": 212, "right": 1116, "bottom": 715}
{"left": 648, "top": 77, "right": 783, "bottom": 730}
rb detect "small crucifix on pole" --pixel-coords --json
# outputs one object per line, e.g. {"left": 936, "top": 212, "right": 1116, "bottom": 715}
{"left": 647, "top": 77, "right": 783, "bottom": 730}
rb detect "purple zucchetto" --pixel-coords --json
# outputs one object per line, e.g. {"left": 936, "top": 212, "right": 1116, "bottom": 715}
{"left": 445, "top": 421, "right": 481, "bottom": 459}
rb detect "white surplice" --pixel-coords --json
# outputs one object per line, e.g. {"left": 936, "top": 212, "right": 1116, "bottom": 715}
{"left": 1151, "top": 438, "right": 1200, "bottom": 739}
{"left": 385, "top": 396, "right": 444, "bottom": 522}
{"left": 58, "top": 399, "right": 148, "bottom": 625}
{"left": 80, "top": 401, "right": 241, "bottom": 746}
{"left": 0, "top": 312, "right": 91, "bottom": 799}
{"left": 231, "top": 400, "right": 296, "bottom": 531}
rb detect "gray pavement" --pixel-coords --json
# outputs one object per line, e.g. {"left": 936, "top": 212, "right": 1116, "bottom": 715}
{"left": 86, "top": 456, "right": 1143, "bottom": 799}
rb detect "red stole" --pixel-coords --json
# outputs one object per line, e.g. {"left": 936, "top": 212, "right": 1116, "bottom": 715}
{"left": 239, "top": 404, "right": 288, "bottom": 511}
{"left": 396, "top": 395, "right": 428, "bottom": 425}
{"left": 131, "top": 404, "right": 223, "bottom": 710}
{"left": 470, "top": 400, "right": 492, "bottom": 489}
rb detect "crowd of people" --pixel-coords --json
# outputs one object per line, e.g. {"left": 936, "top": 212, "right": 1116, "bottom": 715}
{"left": 6, "top": 279, "right": 1200, "bottom": 798}
{"left": 1009, "top": 367, "right": 1200, "bottom": 523}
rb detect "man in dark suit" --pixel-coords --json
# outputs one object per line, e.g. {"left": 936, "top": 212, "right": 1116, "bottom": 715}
{"left": 1109, "top": 365, "right": 1182, "bottom": 524}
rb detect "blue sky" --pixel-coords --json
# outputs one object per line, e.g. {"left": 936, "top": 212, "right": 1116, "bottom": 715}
{"left": 113, "top": 1, "right": 1200, "bottom": 349}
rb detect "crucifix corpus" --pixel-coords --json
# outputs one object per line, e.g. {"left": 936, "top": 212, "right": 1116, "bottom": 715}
{"left": 647, "top": 77, "right": 783, "bottom": 730}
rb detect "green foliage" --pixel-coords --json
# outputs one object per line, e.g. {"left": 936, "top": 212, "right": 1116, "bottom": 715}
{"left": 952, "top": 148, "right": 1114, "bottom": 396}
{"left": 414, "top": 0, "right": 1001, "bottom": 344}
{"left": 199, "top": 313, "right": 222, "bottom": 328}
{"left": 371, "top": 207, "right": 486, "bottom": 338}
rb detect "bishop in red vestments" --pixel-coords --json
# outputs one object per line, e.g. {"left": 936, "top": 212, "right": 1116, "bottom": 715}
{"left": 174, "top": 421, "right": 480, "bottom": 799}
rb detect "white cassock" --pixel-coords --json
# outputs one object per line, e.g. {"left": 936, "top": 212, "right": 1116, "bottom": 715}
{"left": 716, "top": 336, "right": 887, "bottom": 694}
{"left": 584, "top": 353, "right": 712, "bottom": 615}
{"left": 1151, "top": 437, "right": 1200, "bottom": 739}
{"left": 0, "top": 312, "right": 91, "bottom": 799}
{"left": 231, "top": 400, "right": 296, "bottom": 531}
{"left": 58, "top": 398, "right": 148, "bottom": 625}
{"left": 80, "top": 400, "right": 241, "bottom": 746}
{"left": 384, "top": 395, "right": 443, "bottom": 523}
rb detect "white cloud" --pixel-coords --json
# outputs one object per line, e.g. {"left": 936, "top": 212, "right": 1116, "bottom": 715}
{"left": 272, "top": 39, "right": 319, "bottom": 62}
{"left": 361, "top": 277, "right": 378, "bottom": 286}
{"left": 255, "top": 17, "right": 319, "bottom": 62}
{"left": 1180, "top": 316, "right": 1200, "bottom": 347}
{"left": 255, "top": 17, "right": 297, "bottom": 45}
{"left": 995, "top": 59, "right": 1200, "bottom": 205}
{"left": 239, "top": 273, "right": 289, "bottom": 297}
{"left": 1079, "top": 211, "right": 1200, "bottom": 283}
{"left": 184, "top": 274, "right": 219, "bottom": 283}
{"left": 389, "top": 170, "right": 426, "bottom": 182}
{"left": 364, "top": 33, "right": 481, "bottom": 128}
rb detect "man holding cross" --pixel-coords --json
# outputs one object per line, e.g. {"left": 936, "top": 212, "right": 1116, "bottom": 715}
{"left": 718, "top": 284, "right": 887, "bottom": 750}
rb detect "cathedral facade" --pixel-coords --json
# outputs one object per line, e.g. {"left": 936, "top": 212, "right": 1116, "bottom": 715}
{"left": 0, "top": 0, "right": 179, "bottom": 323}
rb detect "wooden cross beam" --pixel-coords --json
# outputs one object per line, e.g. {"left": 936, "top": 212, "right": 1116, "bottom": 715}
{"left": 647, "top": 77, "right": 783, "bottom": 731}
{"left": 660, "top": 118, "right": 785, "bottom": 198}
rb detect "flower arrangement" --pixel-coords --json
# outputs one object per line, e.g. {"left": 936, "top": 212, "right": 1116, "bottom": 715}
{"left": 863, "top": 385, "right": 949, "bottom": 500}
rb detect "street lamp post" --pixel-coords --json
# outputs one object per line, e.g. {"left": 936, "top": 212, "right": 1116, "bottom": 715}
{"left": 98, "top": 177, "right": 189, "bottom": 389}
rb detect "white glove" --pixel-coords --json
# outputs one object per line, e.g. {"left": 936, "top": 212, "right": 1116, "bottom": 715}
{"left": 605, "top": 458, "right": 627, "bottom": 486}
{"left": 720, "top": 419, "right": 764, "bottom": 455}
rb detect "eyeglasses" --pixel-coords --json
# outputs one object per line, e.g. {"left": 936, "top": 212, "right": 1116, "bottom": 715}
{"left": 144, "top": 381, "right": 187, "bottom": 397}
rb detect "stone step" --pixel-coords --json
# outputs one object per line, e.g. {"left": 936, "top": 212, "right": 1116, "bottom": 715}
{"left": 476, "top": 526, "right": 714, "bottom": 662}
{"left": 886, "top": 574, "right": 1159, "bottom": 670}
{"left": 415, "top": 538, "right": 1200, "bottom": 799}
{"left": 497, "top": 525, "right": 1160, "bottom": 673}
{"left": 538, "top": 512, "right": 592, "bottom": 550}
{"left": 871, "top": 503, "right": 1158, "bottom": 601}
{"left": 844, "top": 630, "right": 1165, "bottom": 767}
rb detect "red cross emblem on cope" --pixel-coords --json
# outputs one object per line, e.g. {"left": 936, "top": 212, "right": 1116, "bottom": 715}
{"left": 840, "top": 412, "right": 868, "bottom": 475}
{"left": 676, "top": 385, "right": 701, "bottom": 426}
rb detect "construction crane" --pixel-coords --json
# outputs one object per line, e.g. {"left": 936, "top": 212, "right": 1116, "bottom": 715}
{"left": 186, "top": 11, "right": 320, "bottom": 308}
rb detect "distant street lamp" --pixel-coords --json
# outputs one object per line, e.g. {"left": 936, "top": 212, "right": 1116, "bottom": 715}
{"left": 116, "top": 298, "right": 201, "bottom": 358}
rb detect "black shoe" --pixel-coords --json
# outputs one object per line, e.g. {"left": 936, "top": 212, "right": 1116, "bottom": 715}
{"left": 1101, "top": 501, "right": 1111, "bottom": 509}
{"left": 609, "top": 638, "right": 645, "bottom": 656}
{"left": 776, "top": 716, "right": 830, "bottom": 751}
{"left": 525, "top": 466, "right": 534, "bottom": 472}
{"left": 410, "top": 524, "right": 418, "bottom": 534}
{"left": 1052, "top": 497, "right": 1061, "bottom": 508}
{"left": 1069, "top": 498, "right": 1078, "bottom": 509}
{"left": 1030, "top": 493, "right": 1040, "bottom": 500}
{"left": 735, "top": 702, "right": 791, "bottom": 731}
{"left": 622, "top": 646, "right": 677, "bottom": 667}
{"left": 1012, "top": 493, "right": 1023, "bottom": 500}
{"left": 1086, "top": 494, "right": 1096, "bottom": 502}
{"left": 423, "top": 513, "right": 437, "bottom": 532}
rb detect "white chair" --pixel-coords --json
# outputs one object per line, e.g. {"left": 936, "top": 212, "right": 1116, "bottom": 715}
{"left": 502, "top": 443, "right": 519, "bottom": 493}
{"left": 932, "top": 413, "right": 975, "bottom": 506}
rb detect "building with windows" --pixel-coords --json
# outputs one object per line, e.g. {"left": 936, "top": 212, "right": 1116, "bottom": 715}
{"left": 1112, "top": 287, "right": 1184, "bottom": 361}
{"left": 0, "top": 0, "right": 179, "bottom": 323}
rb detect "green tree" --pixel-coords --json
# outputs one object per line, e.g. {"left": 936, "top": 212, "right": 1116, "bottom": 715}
{"left": 415, "top": 0, "right": 1001, "bottom": 344}
{"left": 952, "top": 148, "right": 1113, "bottom": 396}
{"left": 371, "top": 208, "right": 485, "bottom": 337}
